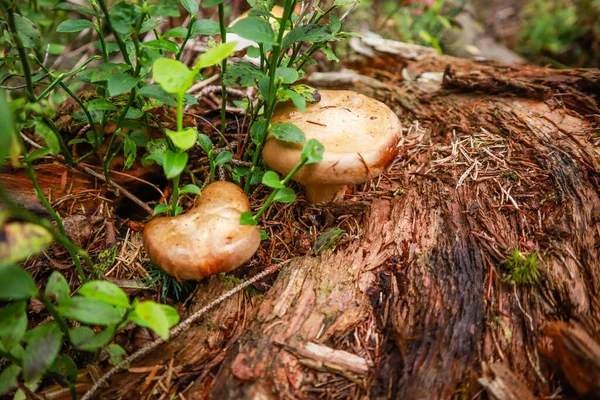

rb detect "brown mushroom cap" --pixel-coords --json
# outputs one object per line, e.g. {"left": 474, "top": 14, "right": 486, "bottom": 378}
{"left": 262, "top": 90, "right": 402, "bottom": 202}
{"left": 143, "top": 181, "right": 260, "bottom": 281}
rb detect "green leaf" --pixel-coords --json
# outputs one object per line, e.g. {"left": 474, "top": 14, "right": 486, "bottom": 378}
{"left": 191, "top": 19, "right": 221, "bottom": 35}
{"left": 23, "top": 322, "right": 63, "bottom": 383}
{"left": 181, "top": 0, "right": 198, "bottom": 15}
{"left": 153, "top": 204, "right": 170, "bottom": 215}
{"left": 291, "top": 84, "right": 321, "bottom": 102}
{"left": 34, "top": 121, "right": 60, "bottom": 154}
{"left": 109, "top": 1, "right": 141, "bottom": 35}
{"left": 262, "top": 170, "right": 283, "bottom": 188}
{"left": 95, "top": 245, "right": 117, "bottom": 273}
{"left": 104, "top": 343, "right": 127, "bottom": 367}
{"left": 58, "top": 296, "right": 127, "bottom": 325}
{"left": 143, "top": 39, "right": 179, "bottom": 54}
{"left": 0, "top": 364, "right": 20, "bottom": 396}
{"left": 163, "top": 151, "right": 188, "bottom": 179}
{"left": 239, "top": 212, "right": 258, "bottom": 226}
{"left": 121, "top": 134, "right": 137, "bottom": 169}
{"left": 0, "top": 302, "right": 28, "bottom": 349}
{"left": 138, "top": 84, "right": 178, "bottom": 106}
{"left": 129, "top": 301, "right": 170, "bottom": 340}
{"left": 301, "top": 139, "right": 325, "bottom": 165}
{"left": 180, "top": 184, "right": 201, "bottom": 195}
{"left": 250, "top": 119, "right": 268, "bottom": 145}
{"left": 322, "top": 46, "right": 339, "bottom": 62}
{"left": 285, "top": 89, "right": 306, "bottom": 112}
{"left": 260, "top": 229, "right": 268, "bottom": 240}
{"left": 314, "top": 227, "right": 344, "bottom": 255}
{"left": 0, "top": 221, "right": 53, "bottom": 265}
{"left": 163, "top": 27, "right": 188, "bottom": 38}
{"left": 214, "top": 151, "right": 232, "bottom": 166}
{"left": 330, "top": 13, "right": 341, "bottom": 34}
{"left": 197, "top": 133, "right": 213, "bottom": 153}
{"left": 161, "top": 304, "right": 179, "bottom": 327}
{"left": 270, "top": 122, "right": 306, "bottom": 144}
{"left": 283, "top": 24, "right": 331, "bottom": 48}
{"left": 275, "top": 67, "right": 299, "bottom": 84}
{"left": 0, "top": 265, "right": 38, "bottom": 300}
{"left": 223, "top": 62, "right": 265, "bottom": 87}
{"left": 273, "top": 187, "right": 297, "bottom": 203}
{"left": 78, "top": 281, "right": 130, "bottom": 308}
{"left": 107, "top": 72, "right": 139, "bottom": 97}
{"left": 56, "top": 19, "right": 95, "bottom": 33}
{"left": 152, "top": 58, "right": 191, "bottom": 94}
{"left": 87, "top": 98, "right": 116, "bottom": 111}
{"left": 166, "top": 127, "right": 198, "bottom": 151}
{"left": 195, "top": 41, "right": 238, "bottom": 70}
{"left": 229, "top": 17, "right": 277, "bottom": 45}
{"left": 45, "top": 271, "right": 70, "bottom": 304}
{"left": 14, "top": 14, "right": 41, "bottom": 48}
{"left": 50, "top": 354, "right": 78, "bottom": 384}
{"left": 69, "top": 326, "right": 113, "bottom": 352}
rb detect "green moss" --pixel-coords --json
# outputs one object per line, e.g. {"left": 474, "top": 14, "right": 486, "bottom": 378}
{"left": 503, "top": 249, "right": 541, "bottom": 285}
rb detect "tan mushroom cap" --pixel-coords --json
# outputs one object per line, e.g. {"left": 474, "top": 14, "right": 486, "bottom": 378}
{"left": 262, "top": 90, "right": 402, "bottom": 203}
{"left": 143, "top": 181, "right": 260, "bottom": 281}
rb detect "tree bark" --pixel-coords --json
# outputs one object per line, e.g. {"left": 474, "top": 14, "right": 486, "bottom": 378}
{"left": 91, "top": 38, "right": 600, "bottom": 399}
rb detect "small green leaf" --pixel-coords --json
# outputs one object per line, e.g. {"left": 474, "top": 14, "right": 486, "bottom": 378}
{"left": 191, "top": 19, "right": 221, "bottom": 35}
{"left": 197, "top": 133, "right": 213, "bottom": 153}
{"left": 0, "top": 92, "right": 16, "bottom": 166}
{"left": 181, "top": 0, "right": 198, "bottom": 15}
{"left": 314, "top": 227, "right": 345, "bottom": 255}
{"left": 322, "top": 46, "right": 339, "bottom": 62}
{"left": 275, "top": 67, "right": 299, "bottom": 84}
{"left": 153, "top": 204, "right": 170, "bottom": 215}
{"left": 0, "top": 221, "right": 53, "bottom": 265}
{"left": 78, "top": 281, "right": 130, "bottom": 308}
{"left": 129, "top": 301, "right": 170, "bottom": 340}
{"left": 0, "top": 364, "right": 20, "bottom": 396}
{"left": 34, "top": 121, "right": 60, "bottom": 154}
{"left": 223, "top": 62, "right": 265, "bottom": 87}
{"left": 87, "top": 98, "right": 116, "bottom": 111}
{"left": 330, "top": 13, "right": 341, "bottom": 34}
{"left": 180, "top": 184, "right": 201, "bottom": 195}
{"left": 229, "top": 17, "right": 277, "bottom": 45}
{"left": 45, "top": 271, "right": 70, "bottom": 304}
{"left": 291, "top": 84, "right": 321, "bottom": 102}
{"left": 214, "top": 151, "right": 232, "bottom": 166}
{"left": 69, "top": 326, "right": 113, "bottom": 352}
{"left": 0, "top": 265, "right": 38, "bottom": 300}
{"left": 283, "top": 24, "right": 331, "bottom": 48}
{"left": 285, "top": 89, "right": 306, "bottom": 112}
{"left": 250, "top": 119, "right": 268, "bottom": 145}
{"left": 163, "top": 27, "right": 188, "bottom": 38}
{"left": 56, "top": 19, "right": 95, "bottom": 33}
{"left": 163, "top": 151, "right": 188, "bottom": 179}
{"left": 240, "top": 212, "right": 258, "bottom": 226}
{"left": 95, "top": 245, "right": 117, "bottom": 273}
{"left": 104, "top": 343, "right": 128, "bottom": 367}
{"left": 107, "top": 72, "right": 139, "bottom": 97}
{"left": 166, "top": 127, "right": 198, "bottom": 151}
{"left": 58, "top": 296, "right": 127, "bottom": 325}
{"left": 301, "top": 139, "right": 325, "bottom": 165}
{"left": 195, "top": 41, "right": 238, "bottom": 70}
{"left": 271, "top": 122, "right": 306, "bottom": 144}
{"left": 262, "top": 170, "right": 283, "bottom": 189}
{"left": 23, "top": 322, "right": 63, "bottom": 383}
{"left": 259, "top": 229, "right": 268, "bottom": 240}
{"left": 143, "top": 39, "right": 179, "bottom": 53}
{"left": 50, "top": 354, "right": 78, "bottom": 384}
{"left": 14, "top": 14, "right": 41, "bottom": 48}
{"left": 0, "top": 302, "right": 27, "bottom": 349}
{"left": 152, "top": 58, "right": 191, "bottom": 94}
{"left": 273, "top": 187, "right": 297, "bottom": 203}
{"left": 160, "top": 304, "right": 179, "bottom": 327}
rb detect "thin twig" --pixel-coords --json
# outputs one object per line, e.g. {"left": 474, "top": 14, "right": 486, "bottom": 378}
{"left": 80, "top": 262, "right": 284, "bottom": 400}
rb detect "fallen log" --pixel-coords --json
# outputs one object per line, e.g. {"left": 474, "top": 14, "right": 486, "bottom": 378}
{"left": 89, "top": 37, "right": 600, "bottom": 399}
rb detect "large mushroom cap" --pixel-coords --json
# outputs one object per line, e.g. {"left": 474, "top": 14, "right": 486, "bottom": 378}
{"left": 262, "top": 90, "right": 402, "bottom": 202}
{"left": 143, "top": 181, "right": 260, "bottom": 281}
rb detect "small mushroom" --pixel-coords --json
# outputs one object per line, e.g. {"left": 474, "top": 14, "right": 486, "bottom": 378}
{"left": 143, "top": 181, "right": 260, "bottom": 281}
{"left": 262, "top": 90, "right": 402, "bottom": 203}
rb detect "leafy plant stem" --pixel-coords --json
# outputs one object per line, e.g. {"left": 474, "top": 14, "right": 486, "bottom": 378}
{"left": 102, "top": 89, "right": 137, "bottom": 182}
{"left": 170, "top": 174, "right": 180, "bottom": 215}
{"left": 218, "top": 3, "right": 228, "bottom": 137}
{"left": 253, "top": 156, "right": 307, "bottom": 221}
{"left": 97, "top": 0, "right": 133, "bottom": 67}
{"left": 37, "top": 294, "right": 72, "bottom": 343}
{"left": 176, "top": 14, "right": 196, "bottom": 60}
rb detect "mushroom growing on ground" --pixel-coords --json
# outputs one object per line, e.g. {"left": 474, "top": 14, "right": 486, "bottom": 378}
{"left": 262, "top": 90, "right": 402, "bottom": 203}
{"left": 143, "top": 181, "right": 260, "bottom": 281}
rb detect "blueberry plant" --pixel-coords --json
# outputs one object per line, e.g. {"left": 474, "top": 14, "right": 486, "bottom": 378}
{"left": 0, "top": 0, "right": 356, "bottom": 397}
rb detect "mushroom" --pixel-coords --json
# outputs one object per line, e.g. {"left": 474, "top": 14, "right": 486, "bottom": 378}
{"left": 143, "top": 181, "right": 260, "bottom": 281}
{"left": 262, "top": 90, "right": 402, "bottom": 203}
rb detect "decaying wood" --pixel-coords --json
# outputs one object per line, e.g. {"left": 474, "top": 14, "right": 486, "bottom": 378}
{"left": 91, "top": 38, "right": 600, "bottom": 399}
{"left": 478, "top": 362, "right": 536, "bottom": 400}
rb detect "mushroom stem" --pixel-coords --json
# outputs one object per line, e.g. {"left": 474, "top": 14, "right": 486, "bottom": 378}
{"left": 305, "top": 183, "right": 347, "bottom": 204}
